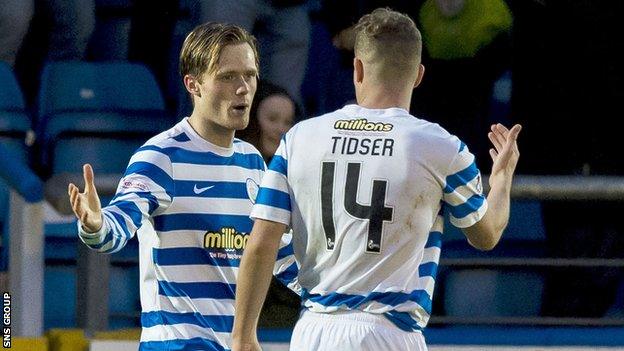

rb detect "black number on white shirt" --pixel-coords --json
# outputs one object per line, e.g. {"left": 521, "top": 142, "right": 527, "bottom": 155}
{"left": 321, "top": 162, "right": 393, "bottom": 253}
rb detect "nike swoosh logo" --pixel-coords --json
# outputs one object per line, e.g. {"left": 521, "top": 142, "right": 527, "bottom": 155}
{"left": 193, "top": 184, "right": 215, "bottom": 194}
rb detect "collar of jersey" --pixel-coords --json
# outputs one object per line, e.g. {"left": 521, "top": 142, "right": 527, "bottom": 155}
{"left": 342, "top": 104, "right": 410, "bottom": 118}
{"left": 180, "top": 117, "right": 236, "bottom": 157}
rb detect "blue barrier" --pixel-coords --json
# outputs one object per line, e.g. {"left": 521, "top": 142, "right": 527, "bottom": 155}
{"left": 257, "top": 327, "right": 624, "bottom": 346}
{"left": 425, "top": 326, "right": 624, "bottom": 346}
{"left": 0, "top": 143, "right": 43, "bottom": 202}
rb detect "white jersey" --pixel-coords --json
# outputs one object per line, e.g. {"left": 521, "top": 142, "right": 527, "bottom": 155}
{"left": 251, "top": 104, "right": 487, "bottom": 331}
{"left": 78, "top": 118, "right": 297, "bottom": 351}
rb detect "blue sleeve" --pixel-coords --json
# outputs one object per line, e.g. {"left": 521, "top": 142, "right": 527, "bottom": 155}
{"left": 78, "top": 146, "right": 174, "bottom": 253}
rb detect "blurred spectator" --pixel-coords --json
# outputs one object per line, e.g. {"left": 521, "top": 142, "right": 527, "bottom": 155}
{"left": 308, "top": 1, "right": 420, "bottom": 117}
{"left": 237, "top": 81, "right": 297, "bottom": 161}
{"left": 13, "top": 0, "right": 95, "bottom": 103}
{"left": 0, "top": 0, "right": 33, "bottom": 67}
{"left": 419, "top": 0, "right": 512, "bottom": 61}
{"left": 316, "top": 0, "right": 512, "bottom": 145}
{"left": 41, "top": 0, "right": 95, "bottom": 60}
{"left": 195, "top": 0, "right": 311, "bottom": 109}
{"left": 236, "top": 81, "right": 300, "bottom": 328}
{"left": 410, "top": 0, "right": 512, "bottom": 168}
{"left": 321, "top": 1, "right": 421, "bottom": 52}
{"left": 129, "top": 0, "right": 179, "bottom": 92}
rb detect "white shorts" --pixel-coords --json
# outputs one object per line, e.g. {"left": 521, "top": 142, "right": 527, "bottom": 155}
{"left": 289, "top": 309, "right": 428, "bottom": 351}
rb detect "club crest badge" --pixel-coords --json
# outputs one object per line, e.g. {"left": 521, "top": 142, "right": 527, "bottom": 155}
{"left": 246, "top": 178, "right": 259, "bottom": 204}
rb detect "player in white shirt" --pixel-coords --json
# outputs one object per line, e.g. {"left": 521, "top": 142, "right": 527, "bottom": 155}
{"left": 232, "top": 8, "right": 521, "bottom": 351}
{"left": 67, "top": 23, "right": 296, "bottom": 351}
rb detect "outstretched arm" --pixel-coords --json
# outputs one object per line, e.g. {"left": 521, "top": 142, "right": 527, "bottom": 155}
{"left": 232, "top": 219, "right": 287, "bottom": 351}
{"left": 68, "top": 146, "right": 174, "bottom": 253}
{"left": 463, "top": 123, "right": 521, "bottom": 250}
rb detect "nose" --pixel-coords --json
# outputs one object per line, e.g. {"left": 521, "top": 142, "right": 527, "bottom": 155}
{"left": 236, "top": 77, "right": 249, "bottom": 95}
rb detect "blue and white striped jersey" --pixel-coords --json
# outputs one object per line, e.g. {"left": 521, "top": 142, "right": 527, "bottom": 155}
{"left": 251, "top": 104, "right": 487, "bottom": 331}
{"left": 78, "top": 118, "right": 297, "bottom": 351}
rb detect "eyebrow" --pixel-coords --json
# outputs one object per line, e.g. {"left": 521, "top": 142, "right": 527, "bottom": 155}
{"left": 216, "top": 69, "right": 258, "bottom": 76}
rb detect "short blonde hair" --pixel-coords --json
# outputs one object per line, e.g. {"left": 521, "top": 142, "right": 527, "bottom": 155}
{"left": 179, "top": 22, "right": 259, "bottom": 81}
{"left": 354, "top": 8, "right": 422, "bottom": 79}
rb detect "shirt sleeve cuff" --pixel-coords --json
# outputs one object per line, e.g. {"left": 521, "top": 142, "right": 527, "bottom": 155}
{"left": 250, "top": 204, "right": 290, "bottom": 226}
{"left": 77, "top": 216, "right": 109, "bottom": 239}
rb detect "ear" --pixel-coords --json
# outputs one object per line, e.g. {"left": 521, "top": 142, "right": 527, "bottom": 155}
{"left": 413, "top": 64, "right": 425, "bottom": 89}
{"left": 183, "top": 74, "right": 201, "bottom": 97}
{"left": 353, "top": 57, "right": 364, "bottom": 84}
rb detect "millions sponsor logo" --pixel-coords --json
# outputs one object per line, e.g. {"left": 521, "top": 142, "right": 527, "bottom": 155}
{"left": 204, "top": 227, "right": 249, "bottom": 251}
{"left": 334, "top": 119, "right": 393, "bottom": 132}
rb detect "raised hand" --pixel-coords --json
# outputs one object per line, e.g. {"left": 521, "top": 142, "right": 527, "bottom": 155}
{"left": 487, "top": 123, "right": 522, "bottom": 185}
{"left": 67, "top": 164, "right": 103, "bottom": 233}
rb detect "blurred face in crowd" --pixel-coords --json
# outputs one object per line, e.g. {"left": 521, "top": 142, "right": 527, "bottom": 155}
{"left": 195, "top": 43, "right": 258, "bottom": 134}
{"left": 257, "top": 94, "right": 294, "bottom": 152}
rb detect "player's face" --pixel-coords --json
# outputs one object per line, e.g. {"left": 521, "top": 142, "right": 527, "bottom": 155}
{"left": 197, "top": 43, "right": 258, "bottom": 132}
{"left": 257, "top": 94, "right": 294, "bottom": 145}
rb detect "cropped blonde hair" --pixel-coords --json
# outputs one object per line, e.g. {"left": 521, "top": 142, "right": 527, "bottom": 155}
{"left": 354, "top": 8, "right": 422, "bottom": 79}
{"left": 179, "top": 22, "right": 259, "bottom": 81}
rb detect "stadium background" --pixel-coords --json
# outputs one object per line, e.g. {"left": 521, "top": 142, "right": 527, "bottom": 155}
{"left": 1, "top": 0, "right": 623, "bottom": 350}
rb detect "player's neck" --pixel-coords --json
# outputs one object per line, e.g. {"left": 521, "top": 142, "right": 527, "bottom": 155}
{"left": 357, "top": 95, "right": 411, "bottom": 111}
{"left": 357, "top": 85, "right": 412, "bottom": 111}
{"left": 187, "top": 114, "right": 235, "bottom": 148}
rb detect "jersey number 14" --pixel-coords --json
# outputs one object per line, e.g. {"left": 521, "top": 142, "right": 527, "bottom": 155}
{"left": 321, "top": 162, "right": 393, "bottom": 253}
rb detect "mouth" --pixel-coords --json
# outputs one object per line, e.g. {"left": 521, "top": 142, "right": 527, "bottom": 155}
{"left": 231, "top": 103, "right": 249, "bottom": 113}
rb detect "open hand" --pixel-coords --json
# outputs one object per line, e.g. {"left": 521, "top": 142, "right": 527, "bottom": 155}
{"left": 487, "top": 123, "right": 522, "bottom": 185}
{"left": 67, "top": 164, "right": 102, "bottom": 232}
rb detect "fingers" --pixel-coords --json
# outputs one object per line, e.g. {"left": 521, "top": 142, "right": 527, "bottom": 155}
{"left": 507, "top": 124, "right": 522, "bottom": 142}
{"left": 68, "top": 183, "right": 76, "bottom": 198}
{"left": 500, "top": 124, "right": 521, "bottom": 156}
{"left": 70, "top": 190, "right": 84, "bottom": 220}
{"left": 68, "top": 182, "right": 90, "bottom": 219}
{"left": 68, "top": 183, "right": 79, "bottom": 205}
{"left": 68, "top": 182, "right": 82, "bottom": 220}
{"left": 488, "top": 124, "right": 505, "bottom": 151}
{"left": 489, "top": 148, "right": 498, "bottom": 162}
{"left": 495, "top": 123, "right": 509, "bottom": 134}
{"left": 488, "top": 131, "right": 503, "bottom": 151}
{"left": 83, "top": 163, "right": 95, "bottom": 192}
{"left": 491, "top": 123, "right": 522, "bottom": 150}
{"left": 493, "top": 123, "right": 521, "bottom": 141}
